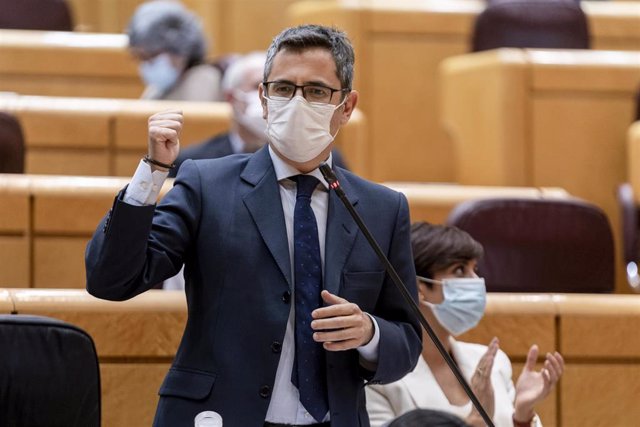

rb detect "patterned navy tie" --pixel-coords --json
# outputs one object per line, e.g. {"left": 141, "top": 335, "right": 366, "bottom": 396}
{"left": 291, "top": 174, "right": 328, "bottom": 422}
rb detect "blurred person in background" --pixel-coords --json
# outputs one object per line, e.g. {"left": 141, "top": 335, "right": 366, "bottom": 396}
{"left": 366, "top": 222, "right": 564, "bottom": 427}
{"left": 127, "top": 0, "right": 222, "bottom": 102}
{"left": 169, "top": 51, "right": 268, "bottom": 177}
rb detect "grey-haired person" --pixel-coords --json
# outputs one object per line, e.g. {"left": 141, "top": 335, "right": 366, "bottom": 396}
{"left": 127, "top": 0, "right": 222, "bottom": 101}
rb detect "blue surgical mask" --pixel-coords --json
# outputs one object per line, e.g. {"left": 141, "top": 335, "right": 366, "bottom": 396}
{"left": 139, "top": 53, "right": 180, "bottom": 93}
{"left": 418, "top": 276, "right": 487, "bottom": 336}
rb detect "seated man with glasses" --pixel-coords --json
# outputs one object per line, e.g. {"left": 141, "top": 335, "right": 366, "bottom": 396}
{"left": 86, "top": 24, "right": 421, "bottom": 427}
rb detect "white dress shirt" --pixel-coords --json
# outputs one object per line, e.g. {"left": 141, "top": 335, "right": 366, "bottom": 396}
{"left": 123, "top": 148, "right": 380, "bottom": 424}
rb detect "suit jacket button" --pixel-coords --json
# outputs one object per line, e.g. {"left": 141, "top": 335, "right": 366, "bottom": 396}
{"left": 282, "top": 291, "right": 291, "bottom": 304}
{"left": 271, "top": 341, "right": 282, "bottom": 353}
{"left": 259, "top": 385, "right": 271, "bottom": 398}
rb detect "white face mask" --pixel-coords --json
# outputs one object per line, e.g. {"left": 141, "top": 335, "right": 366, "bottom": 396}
{"left": 233, "top": 90, "right": 267, "bottom": 138}
{"left": 139, "top": 53, "right": 180, "bottom": 93}
{"left": 266, "top": 95, "right": 343, "bottom": 163}
{"left": 418, "top": 276, "right": 487, "bottom": 336}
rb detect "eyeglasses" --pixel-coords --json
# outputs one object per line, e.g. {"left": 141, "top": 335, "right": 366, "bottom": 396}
{"left": 263, "top": 81, "right": 349, "bottom": 104}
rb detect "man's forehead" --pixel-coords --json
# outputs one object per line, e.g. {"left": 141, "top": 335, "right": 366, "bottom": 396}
{"left": 273, "top": 46, "right": 334, "bottom": 62}
{"left": 268, "top": 47, "right": 338, "bottom": 81}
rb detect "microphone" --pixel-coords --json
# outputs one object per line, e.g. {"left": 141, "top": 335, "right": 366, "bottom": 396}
{"left": 319, "top": 163, "right": 495, "bottom": 427}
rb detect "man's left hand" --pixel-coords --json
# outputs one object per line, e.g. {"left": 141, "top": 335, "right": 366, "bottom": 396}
{"left": 311, "top": 290, "right": 374, "bottom": 351}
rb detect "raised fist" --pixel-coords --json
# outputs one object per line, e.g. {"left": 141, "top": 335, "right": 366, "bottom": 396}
{"left": 147, "top": 109, "right": 183, "bottom": 170}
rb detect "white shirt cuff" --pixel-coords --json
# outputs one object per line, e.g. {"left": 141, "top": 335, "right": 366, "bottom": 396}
{"left": 122, "top": 159, "right": 169, "bottom": 206}
{"left": 357, "top": 313, "right": 380, "bottom": 363}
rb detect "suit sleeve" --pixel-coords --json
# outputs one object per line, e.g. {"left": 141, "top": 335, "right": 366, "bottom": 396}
{"left": 85, "top": 160, "right": 202, "bottom": 300}
{"left": 366, "top": 192, "right": 422, "bottom": 384}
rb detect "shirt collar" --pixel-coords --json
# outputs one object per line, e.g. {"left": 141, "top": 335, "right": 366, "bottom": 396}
{"left": 268, "top": 145, "right": 332, "bottom": 190}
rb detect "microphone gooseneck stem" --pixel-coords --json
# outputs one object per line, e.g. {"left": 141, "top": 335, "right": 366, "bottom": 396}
{"left": 319, "top": 163, "right": 495, "bottom": 427}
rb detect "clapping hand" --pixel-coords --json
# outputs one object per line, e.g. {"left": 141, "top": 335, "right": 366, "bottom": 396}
{"left": 466, "top": 337, "right": 499, "bottom": 427}
{"left": 513, "top": 345, "right": 564, "bottom": 423}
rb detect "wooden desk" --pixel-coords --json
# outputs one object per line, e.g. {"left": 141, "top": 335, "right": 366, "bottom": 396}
{"left": 555, "top": 294, "right": 640, "bottom": 425}
{"left": 441, "top": 48, "right": 640, "bottom": 292}
{"left": 0, "top": 177, "right": 30, "bottom": 287}
{"left": 289, "top": 0, "right": 640, "bottom": 183}
{"left": 0, "top": 174, "right": 170, "bottom": 288}
{"left": 9, "top": 288, "right": 633, "bottom": 427}
{"left": 0, "top": 94, "right": 366, "bottom": 177}
{"left": 0, "top": 175, "right": 570, "bottom": 288}
{"left": 29, "top": 175, "right": 174, "bottom": 288}
{"left": 384, "top": 182, "right": 570, "bottom": 224}
{"left": 0, "top": 30, "right": 142, "bottom": 98}
{"left": 67, "top": 0, "right": 298, "bottom": 54}
{"left": 8, "top": 288, "right": 186, "bottom": 427}
{"left": 8, "top": 290, "right": 640, "bottom": 426}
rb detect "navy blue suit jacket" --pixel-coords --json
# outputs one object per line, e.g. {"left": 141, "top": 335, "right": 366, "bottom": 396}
{"left": 85, "top": 145, "right": 421, "bottom": 427}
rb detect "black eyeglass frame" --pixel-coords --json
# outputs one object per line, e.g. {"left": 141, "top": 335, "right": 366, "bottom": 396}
{"left": 262, "top": 81, "right": 351, "bottom": 104}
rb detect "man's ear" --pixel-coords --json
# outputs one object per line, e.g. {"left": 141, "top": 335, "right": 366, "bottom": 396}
{"left": 258, "top": 83, "right": 268, "bottom": 119}
{"left": 417, "top": 281, "right": 429, "bottom": 302}
{"left": 340, "top": 90, "right": 359, "bottom": 125}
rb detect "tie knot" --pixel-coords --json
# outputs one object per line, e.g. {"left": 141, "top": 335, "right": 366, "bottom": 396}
{"left": 294, "top": 175, "right": 319, "bottom": 199}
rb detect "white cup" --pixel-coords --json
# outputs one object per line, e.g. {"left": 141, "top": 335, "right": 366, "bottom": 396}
{"left": 194, "top": 411, "right": 223, "bottom": 427}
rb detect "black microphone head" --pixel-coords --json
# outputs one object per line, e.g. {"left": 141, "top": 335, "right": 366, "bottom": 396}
{"left": 319, "top": 162, "right": 342, "bottom": 192}
{"left": 319, "top": 162, "right": 337, "bottom": 184}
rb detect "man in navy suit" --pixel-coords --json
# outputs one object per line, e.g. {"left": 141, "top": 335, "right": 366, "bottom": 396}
{"left": 86, "top": 25, "right": 421, "bottom": 427}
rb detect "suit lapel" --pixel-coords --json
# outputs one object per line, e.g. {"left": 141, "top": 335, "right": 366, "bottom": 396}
{"left": 242, "top": 147, "right": 292, "bottom": 288}
{"left": 324, "top": 168, "right": 359, "bottom": 296}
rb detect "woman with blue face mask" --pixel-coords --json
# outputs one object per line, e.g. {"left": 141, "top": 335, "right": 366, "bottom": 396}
{"left": 366, "top": 222, "right": 564, "bottom": 427}
{"left": 127, "top": 0, "right": 222, "bottom": 102}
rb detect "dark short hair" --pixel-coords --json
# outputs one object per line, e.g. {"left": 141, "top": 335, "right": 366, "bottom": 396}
{"left": 264, "top": 24, "right": 355, "bottom": 90}
{"left": 389, "top": 408, "right": 472, "bottom": 427}
{"left": 411, "top": 222, "right": 484, "bottom": 280}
